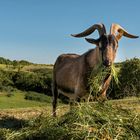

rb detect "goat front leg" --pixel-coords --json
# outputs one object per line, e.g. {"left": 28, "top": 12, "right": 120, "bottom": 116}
{"left": 99, "top": 75, "right": 112, "bottom": 101}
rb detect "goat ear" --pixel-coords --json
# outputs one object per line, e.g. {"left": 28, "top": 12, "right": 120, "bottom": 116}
{"left": 85, "top": 38, "right": 99, "bottom": 45}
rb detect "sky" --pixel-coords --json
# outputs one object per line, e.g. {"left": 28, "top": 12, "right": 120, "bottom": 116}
{"left": 0, "top": 0, "right": 139, "bottom": 64}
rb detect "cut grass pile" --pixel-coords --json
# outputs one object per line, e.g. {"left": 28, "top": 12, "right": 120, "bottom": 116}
{"left": 0, "top": 102, "right": 140, "bottom": 140}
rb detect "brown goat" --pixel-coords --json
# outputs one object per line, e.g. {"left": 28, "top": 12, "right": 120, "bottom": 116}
{"left": 52, "top": 23, "right": 138, "bottom": 116}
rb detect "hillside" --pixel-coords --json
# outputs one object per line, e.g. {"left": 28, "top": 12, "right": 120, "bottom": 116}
{"left": 0, "top": 57, "right": 53, "bottom": 98}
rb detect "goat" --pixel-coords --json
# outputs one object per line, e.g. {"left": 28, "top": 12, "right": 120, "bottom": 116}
{"left": 52, "top": 23, "right": 138, "bottom": 116}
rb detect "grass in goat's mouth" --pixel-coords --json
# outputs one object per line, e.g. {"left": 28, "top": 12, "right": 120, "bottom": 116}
{"left": 88, "top": 64, "right": 119, "bottom": 97}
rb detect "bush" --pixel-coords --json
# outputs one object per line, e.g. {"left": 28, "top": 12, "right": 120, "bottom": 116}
{"left": 5, "top": 86, "right": 15, "bottom": 97}
{"left": 25, "top": 91, "right": 52, "bottom": 103}
{"left": 0, "top": 70, "right": 14, "bottom": 91}
{"left": 6, "top": 92, "right": 14, "bottom": 97}
{"left": 109, "top": 58, "right": 140, "bottom": 99}
{"left": 0, "top": 57, "right": 12, "bottom": 65}
{"left": 13, "top": 71, "right": 52, "bottom": 95}
{"left": 120, "top": 58, "right": 140, "bottom": 96}
{"left": 0, "top": 67, "right": 52, "bottom": 96}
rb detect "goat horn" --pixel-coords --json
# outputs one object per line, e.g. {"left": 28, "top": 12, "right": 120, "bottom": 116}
{"left": 71, "top": 23, "right": 106, "bottom": 38}
{"left": 110, "top": 23, "right": 139, "bottom": 40}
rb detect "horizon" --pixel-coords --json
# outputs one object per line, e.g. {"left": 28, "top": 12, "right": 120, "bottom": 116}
{"left": 1, "top": 55, "right": 140, "bottom": 65}
{"left": 0, "top": 0, "right": 140, "bottom": 64}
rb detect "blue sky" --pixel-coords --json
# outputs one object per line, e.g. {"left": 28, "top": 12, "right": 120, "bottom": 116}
{"left": 0, "top": 0, "right": 139, "bottom": 64}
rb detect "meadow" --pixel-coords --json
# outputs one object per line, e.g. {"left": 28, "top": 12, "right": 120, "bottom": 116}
{"left": 0, "top": 91, "right": 49, "bottom": 109}
{"left": 0, "top": 57, "right": 140, "bottom": 140}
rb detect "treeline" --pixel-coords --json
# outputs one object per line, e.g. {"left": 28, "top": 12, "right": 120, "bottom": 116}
{"left": 0, "top": 57, "right": 52, "bottom": 96}
{"left": 0, "top": 69, "right": 52, "bottom": 95}
{"left": 0, "top": 57, "right": 32, "bottom": 65}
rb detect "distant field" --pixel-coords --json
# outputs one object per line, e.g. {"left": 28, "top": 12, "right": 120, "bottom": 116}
{"left": 0, "top": 90, "right": 67, "bottom": 119}
{"left": 0, "top": 91, "right": 50, "bottom": 109}
{"left": 0, "top": 63, "right": 53, "bottom": 72}
{"left": 0, "top": 64, "right": 8, "bottom": 69}
{"left": 22, "top": 64, "right": 53, "bottom": 72}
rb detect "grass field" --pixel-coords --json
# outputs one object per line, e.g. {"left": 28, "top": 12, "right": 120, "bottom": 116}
{"left": 0, "top": 63, "right": 53, "bottom": 72}
{"left": 0, "top": 91, "right": 50, "bottom": 109}
{"left": 0, "top": 91, "right": 139, "bottom": 119}
{"left": 0, "top": 90, "right": 66, "bottom": 119}
{"left": 0, "top": 90, "right": 140, "bottom": 117}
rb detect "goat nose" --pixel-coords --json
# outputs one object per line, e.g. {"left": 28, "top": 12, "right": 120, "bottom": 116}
{"left": 103, "top": 60, "right": 111, "bottom": 67}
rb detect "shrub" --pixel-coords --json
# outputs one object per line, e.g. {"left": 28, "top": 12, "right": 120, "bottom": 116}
{"left": 120, "top": 58, "right": 140, "bottom": 96}
{"left": 109, "top": 58, "right": 140, "bottom": 99}
{"left": 13, "top": 71, "right": 52, "bottom": 95}
{"left": 0, "top": 70, "right": 14, "bottom": 91}
{"left": 5, "top": 86, "right": 15, "bottom": 97}
{"left": 0, "top": 67, "right": 52, "bottom": 96}
{"left": 24, "top": 91, "right": 52, "bottom": 103}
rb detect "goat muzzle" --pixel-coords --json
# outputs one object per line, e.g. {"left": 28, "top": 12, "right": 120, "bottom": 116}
{"left": 103, "top": 60, "right": 112, "bottom": 67}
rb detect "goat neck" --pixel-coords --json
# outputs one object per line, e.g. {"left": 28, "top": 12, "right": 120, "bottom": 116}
{"left": 86, "top": 47, "right": 102, "bottom": 69}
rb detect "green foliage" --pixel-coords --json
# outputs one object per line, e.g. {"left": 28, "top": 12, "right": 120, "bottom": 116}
{"left": 0, "top": 65, "right": 52, "bottom": 96}
{"left": 0, "top": 102, "right": 140, "bottom": 140}
{"left": 0, "top": 70, "right": 14, "bottom": 91}
{"left": 25, "top": 91, "right": 52, "bottom": 103}
{"left": 31, "top": 68, "right": 52, "bottom": 78}
{"left": 0, "top": 57, "right": 32, "bottom": 65}
{"left": 14, "top": 71, "right": 52, "bottom": 95}
{"left": 109, "top": 58, "right": 140, "bottom": 99}
{"left": 0, "top": 57, "right": 12, "bottom": 65}
{"left": 6, "top": 93, "right": 14, "bottom": 97}
{"left": 120, "top": 58, "right": 140, "bottom": 96}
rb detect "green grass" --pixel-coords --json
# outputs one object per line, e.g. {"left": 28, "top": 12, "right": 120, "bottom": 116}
{"left": 22, "top": 64, "right": 53, "bottom": 72}
{"left": 0, "top": 64, "right": 7, "bottom": 69}
{"left": 0, "top": 91, "right": 50, "bottom": 109}
{"left": 109, "top": 97, "right": 140, "bottom": 113}
{"left": 89, "top": 64, "right": 119, "bottom": 98}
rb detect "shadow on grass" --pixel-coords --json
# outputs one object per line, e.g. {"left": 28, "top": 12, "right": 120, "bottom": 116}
{"left": 0, "top": 116, "right": 27, "bottom": 130}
